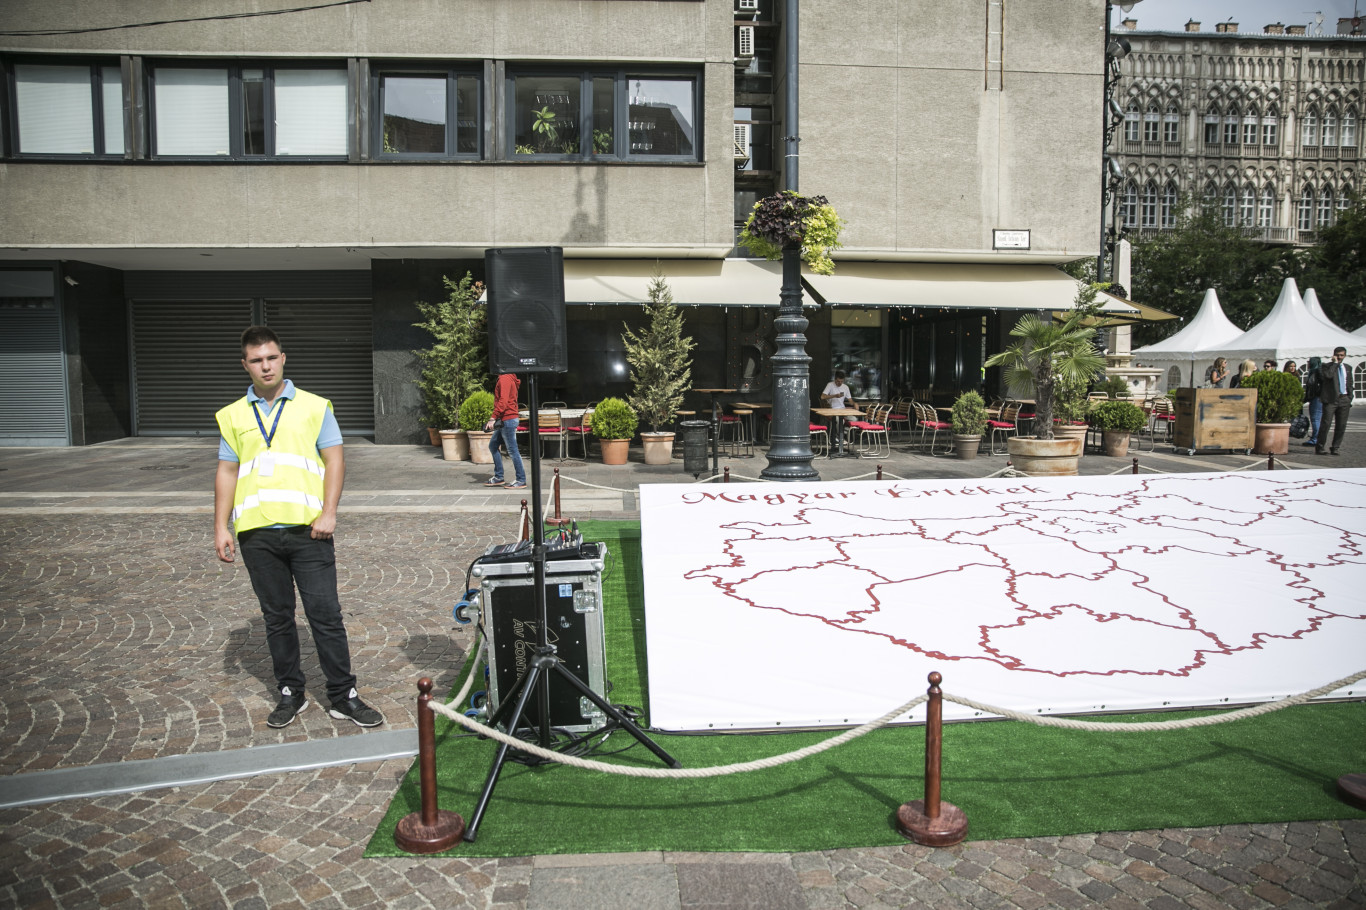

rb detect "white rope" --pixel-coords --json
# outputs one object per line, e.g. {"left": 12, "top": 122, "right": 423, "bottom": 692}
{"left": 428, "top": 692, "right": 928, "bottom": 778}
{"left": 558, "top": 474, "right": 638, "bottom": 494}
{"left": 943, "top": 668, "right": 1366, "bottom": 732}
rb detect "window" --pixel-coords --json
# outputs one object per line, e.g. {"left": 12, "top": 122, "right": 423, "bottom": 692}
{"left": 1239, "top": 183, "right": 1256, "bottom": 225}
{"left": 1142, "top": 106, "right": 1160, "bottom": 142}
{"left": 1141, "top": 181, "right": 1158, "bottom": 228}
{"left": 1161, "top": 182, "right": 1178, "bottom": 228}
{"left": 1343, "top": 109, "right": 1358, "bottom": 148}
{"left": 1124, "top": 102, "right": 1140, "bottom": 143}
{"left": 1222, "top": 184, "right": 1237, "bottom": 226}
{"left": 1298, "top": 186, "right": 1314, "bottom": 231}
{"left": 376, "top": 69, "right": 480, "bottom": 157}
{"left": 11, "top": 61, "right": 123, "bottom": 156}
{"left": 508, "top": 69, "right": 698, "bottom": 160}
{"left": 151, "top": 63, "right": 348, "bottom": 157}
{"left": 1318, "top": 185, "right": 1334, "bottom": 226}
{"left": 1302, "top": 109, "right": 1318, "bottom": 147}
{"left": 1223, "top": 110, "right": 1239, "bottom": 146}
{"left": 1258, "top": 185, "right": 1275, "bottom": 227}
{"left": 1203, "top": 110, "right": 1220, "bottom": 145}
{"left": 1163, "top": 104, "right": 1180, "bottom": 143}
{"left": 1243, "top": 113, "right": 1258, "bottom": 146}
{"left": 1323, "top": 111, "right": 1338, "bottom": 147}
{"left": 1261, "top": 112, "right": 1278, "bottom": 149}
{"left": 1120, "top": 180, "right": 1138, "bottom": 228}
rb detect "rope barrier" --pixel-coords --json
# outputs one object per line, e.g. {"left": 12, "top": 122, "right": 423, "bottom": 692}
{"left": 427, "top": 662, "right": 1364, "bottom": 774}
{"left": 943, "top": 668, "right": 1366, "bottom": 732}
{"left": 429, "top": 691, "right": 928, "bottom": 778}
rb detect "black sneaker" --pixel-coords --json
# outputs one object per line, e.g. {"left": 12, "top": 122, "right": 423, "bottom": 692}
{"left": 329, "top": 688, "right": 384, "bottom": 727}
{"left": 267, "top": 687, "right": 308, "bottom": 728}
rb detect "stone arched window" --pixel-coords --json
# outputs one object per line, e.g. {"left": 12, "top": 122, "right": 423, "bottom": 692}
{"left": 1302, "top": 108, "right": 1319, "bottom": 147}
{"left": 1239, "top": 183, "right": 1257, "bottom": 226}
{"left": 1318, "top": 184, "right": 1335, "bottom": 227}
{"left": 1144, "top": 103, "right": 1161, "bottom": 142}
{"left": 1261, "top": 106, "right": 1279, "bottom": 149}
{"left": 1162, "top": 181, "right": 1178, "bottom": 228}
{"left": 1258, "top": 185, "right": 1275, "bottom": 228}
{"left": 1342, "top": 107, "right": 1358, "bottom": 149}
{"left": 1222, "top": 183, "right": 1238, "bottom": 226}
{"left": 1242, "top": 107, "right": 1259, "bottom": 146}
{"left": 1141, "top": 180, "right": 1159, "bottom": 227}
{"left": 1203, "top": 106, "right": 1221, "bottom": 145}
{"left": 1298, "top": 185, "right": 1315, "bottom": 231}
{"left": 1124, "top": 101, "right": 1141, "bottom": 143}
{"left": 1163, "top": 102, "right": 1180, "bottom": 143}
{"left": 1223, "top": 105, "right": 1240, "bottom": 146}
{"left": 1121, "top": 180, "right": 1139, "bottom": 228}
{"left": 1323, "top": 109, "right": 1339, "bottom": 147}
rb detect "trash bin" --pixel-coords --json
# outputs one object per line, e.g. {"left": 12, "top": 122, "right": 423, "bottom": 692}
{"left": 680, "top": 420, "right": 710, "bottom": 476}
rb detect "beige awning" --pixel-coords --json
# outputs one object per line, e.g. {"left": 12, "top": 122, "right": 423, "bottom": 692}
{"left": 801, "top": 262, "right": 1139, "bottom": 315}
{"left": 563, "top": 258, "right": 808, "bottom": 306}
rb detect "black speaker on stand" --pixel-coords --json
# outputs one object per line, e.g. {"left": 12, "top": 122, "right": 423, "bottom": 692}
{"left": 486, "top": 247, "right": 568, "bottom": 374}
{"left": 465, "top": 248, "right": 680, "bottom": 842}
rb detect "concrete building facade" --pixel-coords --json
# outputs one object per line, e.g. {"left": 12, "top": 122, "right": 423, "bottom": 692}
{"left": 0, "top": 0, "right": 1109, "bottom": 446}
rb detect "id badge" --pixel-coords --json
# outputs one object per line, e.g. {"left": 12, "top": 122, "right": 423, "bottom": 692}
{"left": 257, "top": 453, "right": 275, "bottom": 477}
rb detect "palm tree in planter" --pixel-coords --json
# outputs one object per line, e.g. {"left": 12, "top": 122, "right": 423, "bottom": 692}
{"left": 412, "top": 273, "right": 487, "bottom": 458}
{"left": 984, "top": 286, "right": 1106, "bottom": 476}
{"left": 623, "top": 270, "right": 694, "bottom": 465}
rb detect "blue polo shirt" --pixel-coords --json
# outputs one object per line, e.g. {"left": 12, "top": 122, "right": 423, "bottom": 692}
{"left": 217, "top": 380, "right": 343, "bottom": 463}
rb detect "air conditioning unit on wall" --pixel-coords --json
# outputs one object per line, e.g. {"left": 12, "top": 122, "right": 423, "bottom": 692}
{"left": 733, "top": 123, "right": 751, "bottom": 162}
{"left": 735, "top": 25, "right": 755, "bottom": 67}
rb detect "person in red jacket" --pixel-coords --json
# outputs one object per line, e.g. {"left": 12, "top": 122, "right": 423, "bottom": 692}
{"left": 483, "top": 373, "right": 527, "bottom": 489}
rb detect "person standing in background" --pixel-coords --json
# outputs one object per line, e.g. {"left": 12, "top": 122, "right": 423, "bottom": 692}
{"left": 1302, "top": 355, "right": 1324, "bottom": 447}
{"left": 1315, "top": 348, "right": 1352, "bottom": 456}
{"left": 1205, "top": 357, "right": 1229, "bottom": 388}
{"left": 483, "top": 372, "right": 527, "bottom": 489}
{"left": 1229, "top": 359, "right": 1256, "bottom": 389}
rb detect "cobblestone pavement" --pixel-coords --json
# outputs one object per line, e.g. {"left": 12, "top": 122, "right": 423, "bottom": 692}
{"left": 0, "top": 437, "right": 1363, "bottom": 908}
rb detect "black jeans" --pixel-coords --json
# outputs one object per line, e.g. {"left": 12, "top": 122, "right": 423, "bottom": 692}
{"left": 238, "top": 526, "right": 356, "bottom": 704}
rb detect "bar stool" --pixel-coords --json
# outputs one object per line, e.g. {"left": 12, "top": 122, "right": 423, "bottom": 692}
{"left": 720, "top": 409, "right": 753, "bottom": 457}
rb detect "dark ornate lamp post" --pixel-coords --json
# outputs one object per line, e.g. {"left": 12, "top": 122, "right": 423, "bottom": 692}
{"left": 737, "top": 191, "right": 845, "bottom": 483}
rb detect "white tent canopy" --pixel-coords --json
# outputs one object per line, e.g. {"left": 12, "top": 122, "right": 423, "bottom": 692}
{"left": 1130, "top": 289, "right": 1245, "bottom": 388}
{"left": 1222, "top": 278, "right": 1357, "bottom": 363}
{"left": 1134, "top": 280, "right": 1361, "bottom": 393}
{"left": 1303, "top": 288, "right": 1349, "bottom": 334}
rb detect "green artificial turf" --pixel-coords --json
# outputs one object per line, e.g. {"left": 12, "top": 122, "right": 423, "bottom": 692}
{"left": 366, "top": 519, "right": 1366, "bottom": 858}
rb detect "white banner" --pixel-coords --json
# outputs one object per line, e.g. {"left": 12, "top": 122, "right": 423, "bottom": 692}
{"left": 639, "top": 471, "right": 1366, "bottom": 730}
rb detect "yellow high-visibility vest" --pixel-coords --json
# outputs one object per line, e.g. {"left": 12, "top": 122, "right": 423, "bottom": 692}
{"left": 216, "top": 389, "right": 332, "bottom": 533}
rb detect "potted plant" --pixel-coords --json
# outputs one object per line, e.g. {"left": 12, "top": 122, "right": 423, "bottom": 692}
{"left": 412, "top": 273, "right": 487, "bottom": 458}
{"left": 949, "top": 390, "right": 988, "bottom": 460}
{"left": 1240, "top": 370, "right": 1303, "bottom": 455}
{"left": 588, "top": 397, "right": 637, "bottom": 465}
{"left": 624, "top": 269, "right": 695, "bottom": 466}
{"left": 1088, "top": 399, "right": 1148, "bottom": 457}
{"left": 459, "top": 390, "right": 497, "bottom": 465}
{"left": 1052, "top": 371, "right": 1091, "bottom": 453}
{"left": 1098, "top": 374, "right": 1132, "bottom": 399}
{"left": 737, "top": 191, "right": 846, "bottom": 275}
{"left": 984, "top": 286, "right": 1107, "bottom": 476}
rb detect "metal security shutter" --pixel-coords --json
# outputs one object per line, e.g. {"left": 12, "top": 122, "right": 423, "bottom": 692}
{"left": 264, "top": 299, "right": 374, "bottom": 435}
{"left": 132, "top": 300, "right": 253, "bottom": 435}
{"left": 0, "top": 298, "right": 68, "bottom": 445}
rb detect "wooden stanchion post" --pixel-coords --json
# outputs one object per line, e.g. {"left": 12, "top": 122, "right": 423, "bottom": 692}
{"left": 724, "top": 467, "right": 730, "bottom": 483}
{"left": 394, "top": 678, "right": 465, "bottom": 853}
{"left": 546, "top": 467, "right": 570, "bottom": 526}
{"left": 877, "top": 464, "right": 883, "bottom": 480}
{"left": 896, "top": 671, "right": 968, "bottom": 846}
{"left": 1268, "top": 453, "right": 1275, "bottom": 471}
{"left": 1132, "top": 457, "right": 1138, "bottom": 475}
{"left": 518, "top": 501, "right": 530, "bottom": 541}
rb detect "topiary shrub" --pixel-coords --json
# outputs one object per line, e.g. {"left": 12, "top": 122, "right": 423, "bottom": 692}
{"left": 950, "top": 390, "right": 988, "bottom": 436}
{"left": 588, "top": 397, "right": 638, "bottom": 440}
{"left": 1098, "top": 374, "right": 1132, "bottom": 399}
{"left": 457, "top": 390, "right": 495, "bottom": 431}
{"left": 1239, "top": 370, "right": 1304, "bottom": 423}
{"left": 1088, "top": 399, "right": 1148, "bottom": 432}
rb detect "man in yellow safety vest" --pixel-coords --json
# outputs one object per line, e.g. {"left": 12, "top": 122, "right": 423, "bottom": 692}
{"left": 214, "top": 326, "right": 383, "bottom": 729}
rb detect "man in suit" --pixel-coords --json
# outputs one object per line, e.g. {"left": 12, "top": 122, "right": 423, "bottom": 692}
{"left": 1315, "top": 347, "right": 1352, "bottom": 456}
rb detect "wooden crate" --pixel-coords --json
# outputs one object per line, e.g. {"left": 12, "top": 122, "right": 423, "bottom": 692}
{"left": 1173, "top": 388, "right": 1256, "bottom": 454}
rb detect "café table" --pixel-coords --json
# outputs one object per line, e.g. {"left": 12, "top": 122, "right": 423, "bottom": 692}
{"left": 811, "top": 406, "right": 864, "bottom": 458}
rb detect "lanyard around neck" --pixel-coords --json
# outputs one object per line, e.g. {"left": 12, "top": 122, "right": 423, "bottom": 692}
{"left": 251, "top": 397, "right": 287, "bottom": 449}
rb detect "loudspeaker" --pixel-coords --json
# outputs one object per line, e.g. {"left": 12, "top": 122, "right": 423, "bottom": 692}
{"left": 486, "top": 247, "right": 567, "bottom": 373}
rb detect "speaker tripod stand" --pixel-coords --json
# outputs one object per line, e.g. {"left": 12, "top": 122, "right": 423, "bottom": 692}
{"left": 463, "top": 373, "right": 681, "bottom": 842}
